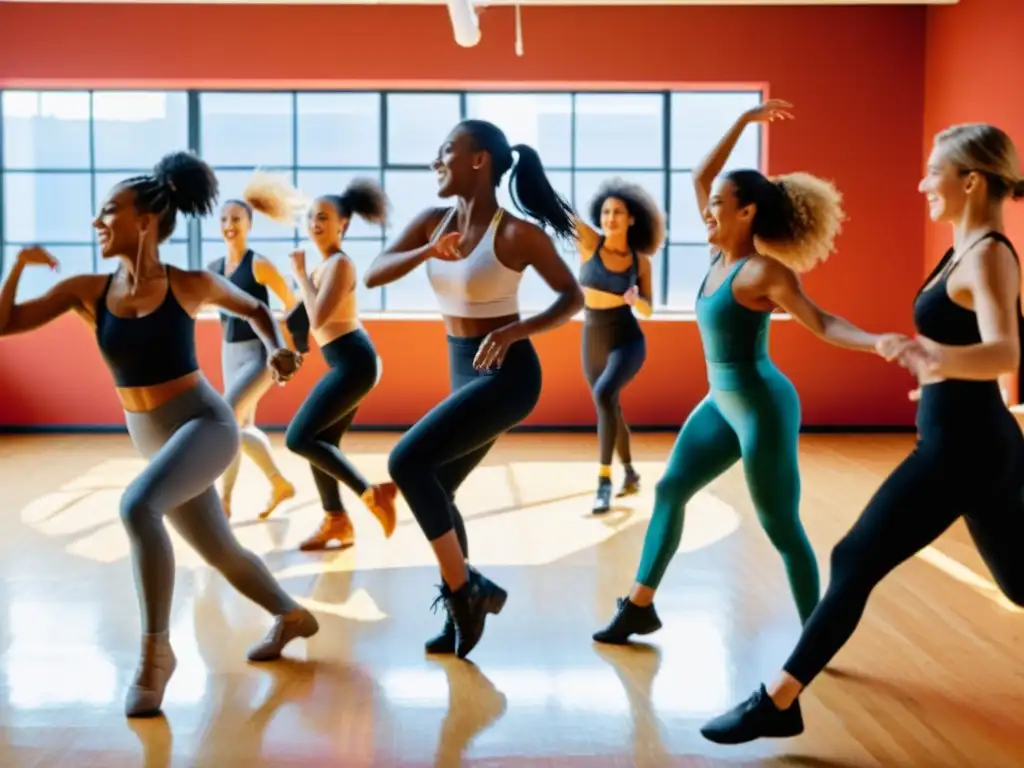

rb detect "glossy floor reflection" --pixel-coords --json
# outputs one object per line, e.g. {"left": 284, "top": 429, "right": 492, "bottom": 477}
{"left": 1, "top": 431, "right": 1022, "bottom": 767}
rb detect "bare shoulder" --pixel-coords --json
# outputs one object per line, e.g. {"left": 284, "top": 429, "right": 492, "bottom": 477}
{"left": 745, "top": 253, "right": 798, "bottom": 287}
{"left": 169, "top": 265, "right": 216, "bottom": 288}
{"left": 418, "top": 205, "right": 454, "bottom": 237}
{"left": 251, "top": 252, "right": 283, "bottom": 276}
{"left": 499, "top": 213, "right": 551, "bottom": 247}
{"left": 66, "top": 273, "right": 111, "bottom": 313}
{"left": 964, "top": 236, "right": 1019, "bottom": 276}
{"left": 496, "top": 213, "right": 557, "bottom": 270}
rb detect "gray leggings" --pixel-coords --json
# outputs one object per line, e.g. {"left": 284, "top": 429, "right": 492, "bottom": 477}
{"left": 221, "top": 339, "right": 284, "bottom": 497}
{"left": 123, "top": 379, "right": 298, "bottom": 634}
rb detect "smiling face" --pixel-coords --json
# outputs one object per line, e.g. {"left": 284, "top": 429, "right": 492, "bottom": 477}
{"left": 306, "top": 197, "right": 347, "bottom": 252}
{"left": 431, "top": 125, "right": 483, "bottom": 199}
{"left": 220, "top": 201, "right": 252, "bottom": 245}
{"left": 702, "top": 177, "right": 754, "bottom": 249}
{"left": 93, "top": 184, "right": 153, "bottom": 260}
{"left": 600, "top": 196, "right": 633, "bottom": 239}
{"left": 919, "top": 142, "right": 973, "bottom": 223}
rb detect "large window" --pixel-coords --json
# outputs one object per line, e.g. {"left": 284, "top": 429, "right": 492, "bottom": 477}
{"left": 1, "top": 88, "right": 762, "bottom": 314}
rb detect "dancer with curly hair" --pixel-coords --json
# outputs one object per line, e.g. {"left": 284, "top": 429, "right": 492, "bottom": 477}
{"left": 574, "top": 180, "right": 665, "bottom": 513}
{"left": 700, "top": 121, "right": 1024, "bottom": 745}
{"left": 243, "top": 172, "right": 398, "bottom": 551}
{"left": 592, "top": 99, "right": 894, "bottom": 644}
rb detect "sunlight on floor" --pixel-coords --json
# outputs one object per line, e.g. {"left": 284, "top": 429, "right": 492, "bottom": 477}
{"left": 18, "top": 452, "right": 741, "bottom": 574}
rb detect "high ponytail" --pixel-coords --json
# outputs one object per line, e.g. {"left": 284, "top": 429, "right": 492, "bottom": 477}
{"left": 458, "top": 119, "right": 576, "bottom": 240}
{"left": 508, "top": 144, "right": 575, "bottom": 239}
{"left": 724, "top": 169, "right": 845, "bottom": 273}
{"left": 324, "top": 178, "right": 389, "bottom": 225}
{"left": 121, "top": 150, "right": 219, "bottom": 243}
{"left": 241, "top": 170, "right": 307, "bottom": 226}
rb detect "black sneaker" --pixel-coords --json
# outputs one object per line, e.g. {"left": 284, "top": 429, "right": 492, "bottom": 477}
{"left": 425, "top": 585, "right": 456, "bottom": 654}
{"left": 592, "top": 596, "right": 662, "bottom": 644}
{"left": 444, "top": 569, "right": 508, "bottom": 659}
{"left": 592, "top": 477, "right": 613, "bottom": 514}
{"left": 700, "top": 684, "right": 804, "bottom": 744}
{"left": 616, "top": 466, "right": 641, "bottom": 498}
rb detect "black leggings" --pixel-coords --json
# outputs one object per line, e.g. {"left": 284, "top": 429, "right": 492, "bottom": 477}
{"left": 582, "top": 306, "right": 645, "bottom": 466}
{"left": 285, "top": 329, "right": 379, "bottom": 514}
{"left": 388, "top": 335, "right": 542, "bottom": 556}
{"left": 783, "top": 383, "right": 1024, "bottom": 685}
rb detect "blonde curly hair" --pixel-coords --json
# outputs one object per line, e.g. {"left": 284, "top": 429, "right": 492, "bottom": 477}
{"left": 724, "top": 169, "right": 846, "bottom": 273}
{"left": 240, "top": 170, "right": 308, "bottom": 227}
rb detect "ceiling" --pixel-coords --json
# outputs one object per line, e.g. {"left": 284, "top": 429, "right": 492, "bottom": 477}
{"left": 0, "top": 0, "right": 961, "bottom": 5}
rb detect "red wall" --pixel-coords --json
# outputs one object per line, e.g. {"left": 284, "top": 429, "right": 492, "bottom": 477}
{"left": 923, "top": 0, "right": 1024, "bottom": 270}
{"left": 923, "top": 0, "right": 1024, "bottom": 399}
{"left": 0, "top": 3, "right": 926, "bottom": 429}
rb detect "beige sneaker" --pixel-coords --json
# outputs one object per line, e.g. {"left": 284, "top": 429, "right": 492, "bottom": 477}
{"left": 125, "top": 632, "right": 177, "bottom": 718}
{"left": 247, "top": 608, "right": 320, "bottom": 662}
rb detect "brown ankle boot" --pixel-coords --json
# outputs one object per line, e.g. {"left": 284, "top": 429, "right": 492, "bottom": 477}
{"left": 298, "top": 514, "right": 355, "bottom": 551}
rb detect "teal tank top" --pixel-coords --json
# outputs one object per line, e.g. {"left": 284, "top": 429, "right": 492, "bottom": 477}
{"left": 695, "top": 255, "right": 772, "bottom": 386}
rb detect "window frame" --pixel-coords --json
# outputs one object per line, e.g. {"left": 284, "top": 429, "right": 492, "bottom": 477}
{"left": 0, "top": 87, "right": 764, "bottom": 317}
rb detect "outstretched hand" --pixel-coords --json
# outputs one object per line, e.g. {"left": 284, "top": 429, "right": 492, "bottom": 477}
{"left": 743, "top": 99, "right": 795, "bottom": 124}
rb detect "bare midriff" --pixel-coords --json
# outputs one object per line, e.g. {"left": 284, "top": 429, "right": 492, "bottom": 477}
{"left": 116, "top": 370, "right": 202, "bottom": 413}
{"left": 443, "top": 313, "right": 520, "bottom": 339}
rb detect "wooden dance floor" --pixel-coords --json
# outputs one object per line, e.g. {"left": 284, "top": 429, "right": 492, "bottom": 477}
{"left": 0, "top": 431, "right": 1021, "bottom": 767}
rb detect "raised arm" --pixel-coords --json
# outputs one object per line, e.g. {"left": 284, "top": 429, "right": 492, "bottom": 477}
{"left": 364, "top": 206, "right": 454, "bottom": 288}
{"left": 760, "top": 259, "right": 884, "bottom": 353}
{"left": 253, "top": 255, "right": 299, "bottom": 312}
{"left": 694, "top": 99, "right": 794, "bottom": 216}
{"left": 572, "top": 214, "right": 601, "bottom": 259}
{"left": 0, "top": 247, "right": 99, "bottom": 336}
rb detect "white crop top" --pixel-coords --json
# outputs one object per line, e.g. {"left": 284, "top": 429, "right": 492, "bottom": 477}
{"left": 426, "top": 207, "right": 523, "bottom": 318}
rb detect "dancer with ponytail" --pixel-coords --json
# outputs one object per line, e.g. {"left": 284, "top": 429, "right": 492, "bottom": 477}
{"left": 209, "top": 196, "right": 297, "bottom": 519}
{"left": 701, "top": 122, "right": 1024, "bottom": 745}
{"left": 573, "top": 180, "right": 665, "bottom": 513}
{"left": 245, "top": 173, "right": 398, "bottom": 551}
{"left": 593, "top": 99, "right": 891, "bottom": 644}
{"left": 0, "top": 152, "right": 319, "bottom": 718}
{"left": 365, "top": 119, "right": 584, "bottom": 659}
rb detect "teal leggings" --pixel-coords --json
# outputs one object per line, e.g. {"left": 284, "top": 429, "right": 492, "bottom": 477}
{"left": 635, "top": 363, "right": 820, "bottom": 623}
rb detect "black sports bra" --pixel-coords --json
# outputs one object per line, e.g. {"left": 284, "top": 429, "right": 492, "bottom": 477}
{"left": 95, "top": 268, "right": 200, "bottom": 388}
{"left": 579, "top": 237, "right": 638, "bottom": 297}
{"left": 913, "top": 230, "right": 1024, "bottom": 398}
{"left": 210, "top": 249, "right": 269, "bottom": 344}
